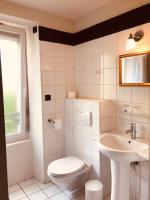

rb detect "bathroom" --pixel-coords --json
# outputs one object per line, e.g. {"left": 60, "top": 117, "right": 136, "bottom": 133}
{"left": 0, "top": 1, "right": 150, "bottom": 200}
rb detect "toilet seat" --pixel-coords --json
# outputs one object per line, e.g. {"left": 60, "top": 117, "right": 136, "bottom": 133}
{"left": 48, "top": 156, "right": 86, "bottom": 177}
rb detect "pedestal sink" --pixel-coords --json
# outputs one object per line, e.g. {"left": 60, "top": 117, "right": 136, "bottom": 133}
{"left": 99, "top": 133, "right": 149, "bottom": 200}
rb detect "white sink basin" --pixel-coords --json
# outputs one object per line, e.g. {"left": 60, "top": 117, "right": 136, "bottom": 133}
{"left": 99, "top": 133, "right": 149, "bottom": 200}
{"left": 99, "top": 133, "right": 148, "bottom": 162}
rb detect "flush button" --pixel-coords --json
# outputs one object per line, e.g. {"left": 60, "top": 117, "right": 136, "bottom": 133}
{"left": 45, "top": 94, "right": 51, "bottom": 101}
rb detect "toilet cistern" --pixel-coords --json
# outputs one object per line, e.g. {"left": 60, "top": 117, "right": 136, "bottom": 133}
{"left": 126, "top": 122, "right": 137, "bottom": 139}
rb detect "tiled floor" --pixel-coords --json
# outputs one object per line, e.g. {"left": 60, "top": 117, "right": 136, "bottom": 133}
{"left": 9, "top": 178, "right": 110, "bottom": 200}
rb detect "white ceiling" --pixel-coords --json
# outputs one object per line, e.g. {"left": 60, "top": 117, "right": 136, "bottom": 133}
{"left": 4, "top": 0, "right": 113, "bottom": 20}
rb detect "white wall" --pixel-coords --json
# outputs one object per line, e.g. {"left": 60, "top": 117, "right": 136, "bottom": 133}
{"left": 40, "top": 41, "right": 75, "bottom": 182}
{"left": 6, "top": 140, "right": 32, "bottom": 186}
{"left": 74, "top": 22, "right": 150, "bottom": 200}
{"left": 0, "top": 1, "right": 73, "bottom": 33}
{"left": 74, "top": 0, "right": 150, "bottom": 32}
{"left": 39, "top": 22, "right": 150, "bottom": 198}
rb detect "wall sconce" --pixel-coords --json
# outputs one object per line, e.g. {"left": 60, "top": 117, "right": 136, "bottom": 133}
{"left": 125, "top": 30, "right": 144, "bottom": 51}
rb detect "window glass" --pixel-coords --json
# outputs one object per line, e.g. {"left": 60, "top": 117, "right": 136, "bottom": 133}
{"left": 0, "top": 33, "right": 22, "bottom": 136}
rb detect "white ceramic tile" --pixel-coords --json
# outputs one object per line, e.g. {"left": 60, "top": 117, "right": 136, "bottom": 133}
{"left": 117, "top": 87, "right": 131, "bottom": 102}
{"left": 104, "top": 68, "right": 116, "bottom": 85}
{"left": 43, "top": 101, "right": 55, "bottom": 114}
{"left": 132, "top": 88, "right": 150, "bottom": 104}
{"left": 41, "top": 57, "right": 54, "bottom": 72}
{"left": 54, "top": 43, "right": 66, "bottom": 58}
{"left": 103, "top": 34, "right": 117, "bottom": 51}
{"left": 66, "top": 58, "right": 74, "bottom": 72}
{"left": 43, "top": 129, "right": 56, "bottom": 142}
{"left": 103, "top": 51, "right": 117, "bottom": 68}
{"left": 57, "top": 139, "right": 66, "bottom": 153}
{"left": 19, "top": 179, "right": 35, "bottom": 188}
{"left": 131, "top": 103, "right": 149, "bottom": 124}
{"left": 75, "top": 58, "right": 84, "bottom": 72}
{"left": 103, "top": 85, "right": 116, "bottom": 100}
{"left": 92, "top": 117, "right": 100, "bottom": 135}
{"left": 9, "top": 184, "right": 21, "bottom": 193}
{"left": 55, "top": 100, "right": 65, "bottom": 112}
{"left": 83, "top": 56, "right": 92, "bottom": 70}
{"left": 55, "top": 86, "right": 66, "bottom": 100}
{"left": 55, "top": 72, "right": 66, "bottom": 85}
{"left": 65, "top": 99, "right": 73, "bottom": 112}
{"left": 66, "top": 72, "right": 74, "bottom": 86}
{"left": 81, "top": 85, "right": 92, "bottom": 98}
{"left": 9, "top": 189, "right": 26, "bottom": 200}
{"left": 92, "top": 150, "right": 100, "bottom": 167}
{"left": 133, "top": 121, "right": 148, "bottom": 139}
{"left": 22, "top": 184, "right": 40, "bottom": 196}
{"left": 65, "top": 125, "right": 73, "bottom": 139}
{"left": 92, "top": 38, "right": 103, "bottom": 55}
{"left": 45, "top": 154, "right": 57, "bottom": 171}
{"left": 28, "top": 191, "right": 48, "bottom": 200}
{"left": 50, "top": 192, "right": 70, "bottom": 200}
{"left": 54, "top": 57, "right": 66, "bottom": 72}
{"left": 42, "top": 71, "right": 55, "bottom": 86}
{"left": 92, "top": 70, "right": 102, "bottom": 85}
{"left": 45, "top": 140, "right": 57, "bottom": 156}
{"left": 73, "top": 143, "right": 83, "bottom": 159}
{"left": 43, "top": 185, "right": 61, "bottom": 198}
{"left": 83, "top": 42, "right": 92, "bottom": 57}
{"left": 82, "top": 129, "right": 92, "bottom": 148}
{"left": 73, "top": 127, "right": 82, "bottom": 144}
{"left": 66, "top": 46, "right": 74, "bottom": 59}
{"left": 92, "top": 55, "right": 102, "bottom": 70}
{"left": 40, "top": 42, "right": 54, "bottom": 57}
{"left": 83, "top": 147, "right": 92, "bottom": 163}
{"left": 75, "top": 72, "right": 83, "bottom": 85}
{"left": 82, "top": 71, "right": 92, "bottom": 85}
{"left": 80, "top": 100, "right": 91, "bottom": 112}
{"left": 92, "top": 85, "right": 101, "bottom": 99}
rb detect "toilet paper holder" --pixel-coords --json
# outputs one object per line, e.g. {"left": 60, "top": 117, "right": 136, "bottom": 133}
{"left": 48, "top": 119, "right": 55, "bottom": 124}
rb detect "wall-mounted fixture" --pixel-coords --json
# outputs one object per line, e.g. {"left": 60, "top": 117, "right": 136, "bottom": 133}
{"left": 125, "top": 30, "right": 144, "bottom": 51}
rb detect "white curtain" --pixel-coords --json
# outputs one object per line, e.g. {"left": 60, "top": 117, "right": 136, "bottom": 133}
{"left": 122, "top": 54, "right": 148, "bottom": 83}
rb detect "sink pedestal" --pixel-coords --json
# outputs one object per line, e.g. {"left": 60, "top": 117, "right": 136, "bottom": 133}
{"left": 111, "top": 160, "right": 130, "bottom": 200}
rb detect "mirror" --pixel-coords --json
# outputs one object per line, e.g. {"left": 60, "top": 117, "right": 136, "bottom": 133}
{"left": 119, "top": 51, "right": 150, "bottom": 86}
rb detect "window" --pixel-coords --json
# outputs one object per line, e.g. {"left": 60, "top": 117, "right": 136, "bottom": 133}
{"left": 0, "top": 25, "right": 29, "bottom": 143}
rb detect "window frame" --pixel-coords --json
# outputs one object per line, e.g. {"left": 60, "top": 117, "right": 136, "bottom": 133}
{"left": 0, "top": 25, "right": 29, "bottom": 144}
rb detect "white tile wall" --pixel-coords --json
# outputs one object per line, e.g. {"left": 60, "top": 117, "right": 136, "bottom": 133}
{"left": 65, "top": 98, "right": 113, "bottom": 196}
{"left": 40, "top": 22, "right": 150, "bottom": 199}
{"left": 74, "top": 22, "right": 150, "bottom": 200}
{"left": 40, "top": 42, "right": 75, "bottom": 182}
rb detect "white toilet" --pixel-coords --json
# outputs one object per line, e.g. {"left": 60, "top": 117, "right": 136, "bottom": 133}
{"left": 47, "top": 156, "right": 92, "bottom": 197}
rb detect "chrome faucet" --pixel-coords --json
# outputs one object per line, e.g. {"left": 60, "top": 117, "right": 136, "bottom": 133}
{"left": 126, "top": 122, "right": 137, "bottom": 139}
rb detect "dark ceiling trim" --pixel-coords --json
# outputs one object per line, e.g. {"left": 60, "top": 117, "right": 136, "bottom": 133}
{"left": 39, "top": 26, "right": 75, "bottom": 45}
{"left": 39, "top": 3, "right": 150, "bottom": 46}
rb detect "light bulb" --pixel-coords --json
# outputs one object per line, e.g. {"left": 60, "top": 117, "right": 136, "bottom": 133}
{"left": 125, "top": 33, "right": 136, "bottom": 51}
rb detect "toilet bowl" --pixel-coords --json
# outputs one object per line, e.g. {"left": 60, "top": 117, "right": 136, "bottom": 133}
{"left": 47, "top": 156, "right": 92, "bottom": 197}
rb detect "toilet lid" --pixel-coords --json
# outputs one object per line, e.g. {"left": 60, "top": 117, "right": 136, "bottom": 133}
{"left": 48, "top": 156, "right": 85, "bottom": 176}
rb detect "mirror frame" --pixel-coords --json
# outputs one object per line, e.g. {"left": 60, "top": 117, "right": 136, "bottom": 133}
{"left": 119, "top": 50, "right": 150, "bottom": 86}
